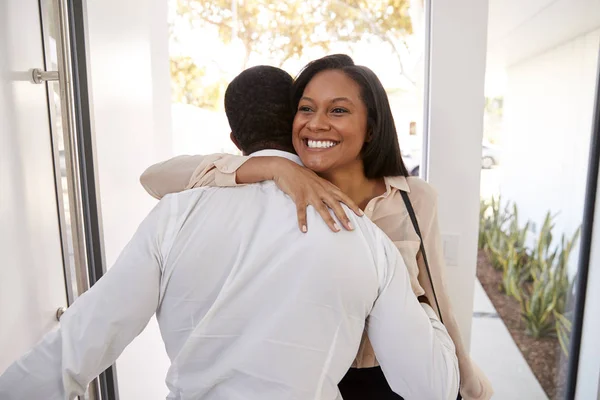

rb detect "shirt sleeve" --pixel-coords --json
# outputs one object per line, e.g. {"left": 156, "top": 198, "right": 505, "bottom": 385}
{"left": 413, "top": 185, "right": 493, "bottom": 400}
{"left": 0, "top": 198, "right": 173, "bottom": 400}
{"left": 140, "top": 153, "right": 249, "bottom": 200}
{"left": 367, "top": 235, "right": 460, "bottom": 400}
{"left": 187, "top": 154, "right": 249, "bottom": 189}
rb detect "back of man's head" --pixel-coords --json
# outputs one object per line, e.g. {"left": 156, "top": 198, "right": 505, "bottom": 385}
{"left": 224, "top": 66, "right": 294, "bottom": 155}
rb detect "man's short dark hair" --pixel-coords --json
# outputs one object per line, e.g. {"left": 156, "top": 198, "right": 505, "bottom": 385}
{"left": 224, "top": 66, "right": 295, "bottom": 155}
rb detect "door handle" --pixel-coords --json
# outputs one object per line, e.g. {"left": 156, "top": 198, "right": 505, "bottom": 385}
{"left": 31, "top": 68, "right": 59, "bottom": 84}
{"left": 56, "top": 306, "right": 67, "bottom": 321}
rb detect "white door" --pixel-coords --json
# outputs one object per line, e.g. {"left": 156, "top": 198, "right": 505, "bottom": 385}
{"left": 0, "top": 0, "right": 69, "bottom": 372}
{"left": 0, "top": 2, "right": 115, "bottom": 398}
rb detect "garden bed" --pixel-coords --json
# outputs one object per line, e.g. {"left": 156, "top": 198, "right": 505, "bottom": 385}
{"left": 476, "top": 250, "right": 568, "bottom": 399}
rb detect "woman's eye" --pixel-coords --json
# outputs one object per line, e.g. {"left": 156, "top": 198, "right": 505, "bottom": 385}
{"left": 331, "top": 108, "right": 348, "bottom": 114}
{"left": 298, "top": 105, "right": 312, "bottom": 112}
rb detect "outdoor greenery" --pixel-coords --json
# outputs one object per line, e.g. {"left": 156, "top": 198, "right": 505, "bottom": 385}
{"left": 170, "top": 56, "right": 228, "bottom": 108}
{"left": 169, "top": 0, "right": 417, "bottom": 108}
{"left": 479, "top": 197, "right": 580, "bottom": 355}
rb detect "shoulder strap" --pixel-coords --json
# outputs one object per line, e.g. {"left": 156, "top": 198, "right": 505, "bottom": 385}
{"left": 399, "top": 190, "right": 444, "bottom": 323}
{"left": 402, "top": 189, "right": 462, "bottom": 400}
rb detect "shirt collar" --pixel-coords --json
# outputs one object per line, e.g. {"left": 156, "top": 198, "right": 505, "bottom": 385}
{"left": 249, "top": 149, "right": 303, "bottom": 166}
{"left": 384, "top": 175, "right": 411, "bottom": 193}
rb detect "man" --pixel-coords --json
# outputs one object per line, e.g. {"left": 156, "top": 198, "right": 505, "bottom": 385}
{"left": 0, "top": 65, "right": 458, "bottom": 399}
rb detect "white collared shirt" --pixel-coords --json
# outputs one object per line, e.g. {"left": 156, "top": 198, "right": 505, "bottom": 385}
{"left": 140, "top": 149, "right": 490, "bottom": 398}
{"left": 0, "top": 151, "right": 458, "bottom": 399}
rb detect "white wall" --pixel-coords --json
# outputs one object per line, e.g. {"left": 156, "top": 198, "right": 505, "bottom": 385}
{"left": 426, "top": 0, "right": 489, "bottom": 348}
{"left": 500, "top": 29, "right": 600, "bottom": 269}
{"left": 86, "top": 0, "right": 173, "bottom": 398}
{"left": 171, "top": 103, "right": 238, "bottom": 156}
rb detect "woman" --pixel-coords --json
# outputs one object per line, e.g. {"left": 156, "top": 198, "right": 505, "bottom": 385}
{"left": 141, "top": 55, "right": 492, "bottom": 400}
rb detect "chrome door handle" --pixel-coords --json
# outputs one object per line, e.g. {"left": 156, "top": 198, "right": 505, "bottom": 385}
{"left": 31, "top": 68, "right": 59, "bottom": 84}
{"left": 56, "top": 306, "right": 67, "bottom": 321}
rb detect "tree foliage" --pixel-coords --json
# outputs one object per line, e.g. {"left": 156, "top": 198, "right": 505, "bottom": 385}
{"left": 170, "top": 56, "right": 226, "bottom": 108}
{"left": 171, "top": 0, "right": 415, "bottom": 107}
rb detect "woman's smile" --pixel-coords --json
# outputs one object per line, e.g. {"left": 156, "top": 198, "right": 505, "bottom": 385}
{"left": 304, "top": 139, "right": 340, "bottom": 149}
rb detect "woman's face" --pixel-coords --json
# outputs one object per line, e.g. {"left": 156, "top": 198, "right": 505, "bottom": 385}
{"left": 292, "top": 69, "right": 369, "bottom": 176}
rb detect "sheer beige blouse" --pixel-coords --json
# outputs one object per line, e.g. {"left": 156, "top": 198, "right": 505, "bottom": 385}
{"left": 140, "top": 154, "right": 493, "bottom": 400}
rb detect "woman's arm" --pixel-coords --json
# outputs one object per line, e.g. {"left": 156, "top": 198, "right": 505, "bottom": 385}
{"left": 140, "top": 154, "right": 241, "bottom": 199}
{"left": 140, "top": 153, "right": 363, "bottom": 232}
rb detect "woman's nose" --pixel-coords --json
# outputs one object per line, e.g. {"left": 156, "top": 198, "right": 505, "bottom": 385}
{"left": 307, "top": 111, "right": 330, "bottom": 131}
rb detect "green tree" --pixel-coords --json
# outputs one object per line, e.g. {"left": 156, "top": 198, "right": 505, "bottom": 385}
{"left": 171, "top": 0, "right": 416, "bottom": 107}
{"left": 170, "top": 56, "right": 226, "bottom": 109}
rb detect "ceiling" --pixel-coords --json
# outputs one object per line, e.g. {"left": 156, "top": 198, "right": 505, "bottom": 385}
{"left": 486, "top": 0, "right": 600, "bottom": 69}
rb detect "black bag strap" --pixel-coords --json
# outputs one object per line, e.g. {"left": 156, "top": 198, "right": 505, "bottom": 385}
{"left": 399, "top": 190, "right": 444, "bottom": 324}
{"left": 401, "top": 189, "right": 463, "bottom": 400}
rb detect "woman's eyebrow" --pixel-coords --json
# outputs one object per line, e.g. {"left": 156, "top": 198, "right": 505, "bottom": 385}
{"left": 300, "top": 96, "right": 354, "bottom": 105}
{"left": 331, "top": 97, "right": 353, "bottom": 105}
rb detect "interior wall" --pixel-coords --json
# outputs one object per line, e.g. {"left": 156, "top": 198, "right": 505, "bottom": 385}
{"left": 85, "top": 0, "right": 173, "bottom": 397}
{"left": 426, "top": 0, "right": 490, "bottom": 349}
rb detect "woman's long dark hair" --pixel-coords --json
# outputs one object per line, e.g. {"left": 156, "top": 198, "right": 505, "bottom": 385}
{"left": 292, "top": 54, "right": 409, "bottom": 178}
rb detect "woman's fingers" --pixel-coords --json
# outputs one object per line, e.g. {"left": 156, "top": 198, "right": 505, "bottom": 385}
{"left": 322, "top": 195, "right": 354, "bottom": 231}
{"left": 295, "top": 200, "right": 308, "bottom": 233}
{"left": 273, "top": 165, "right": 364, "bottom": 233}
{"left": 312, "top": 200, "right": 341, "bottom": 232}
{"left": 295, "top": 192, "right": 344, "bottom": 233}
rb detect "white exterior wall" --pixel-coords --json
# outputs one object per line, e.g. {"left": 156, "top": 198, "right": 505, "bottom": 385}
{"left": 86, "top": 0, "right": 173, "bottom": 398}
{"left": 500, "top": 29, "right": 600, "bottom": 268}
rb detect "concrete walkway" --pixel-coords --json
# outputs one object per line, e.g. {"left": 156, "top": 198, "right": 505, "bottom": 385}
{"left": 470, "top": 280, "right": 548, "bottom": 399}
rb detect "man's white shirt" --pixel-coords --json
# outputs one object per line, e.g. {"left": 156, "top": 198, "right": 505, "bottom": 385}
{"left": 0, "top": 150, "right": 458, "bottom": 399}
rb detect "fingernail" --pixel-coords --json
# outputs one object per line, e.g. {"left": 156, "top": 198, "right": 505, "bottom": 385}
{"left": 358, "top": 209, "right": 365, "bottom": 216}
{"left": 302, "top": 225, "right": 307, "bottom": 233}
{"left": 334, "top": 223, "right": 341, "bottom": 231}
{"left": 348, "top": 222, "right": 354, "bottom": 230}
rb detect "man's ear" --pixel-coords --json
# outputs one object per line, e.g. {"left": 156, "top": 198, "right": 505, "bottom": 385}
{"left": 230, "top": 132, "right": 242, "bottom": 151}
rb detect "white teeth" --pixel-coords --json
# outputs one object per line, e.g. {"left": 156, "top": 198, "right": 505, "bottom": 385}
{"left": 307, "top": 140, "right": 338, "bottom": 149}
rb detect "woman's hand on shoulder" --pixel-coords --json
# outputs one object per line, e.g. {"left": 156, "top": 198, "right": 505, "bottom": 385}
{"left": 272, "top": 158, "right": 364, "bottom": 233}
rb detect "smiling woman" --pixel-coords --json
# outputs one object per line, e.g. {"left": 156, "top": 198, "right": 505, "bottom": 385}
{"left": 293, "top": 69, "right": 369, "bottom": 176}
{"left": 291, "top": 56, "right": 409, "bottom": 185}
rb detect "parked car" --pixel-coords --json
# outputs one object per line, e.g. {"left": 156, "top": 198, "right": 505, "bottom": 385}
{"left": 402, "top": 151, "right": 421, "bottom": 177}
{"left": 403, "top": 142, "right": 500, "bottom": 177}
{"left": 481, "top": 141, "right": 500, "bottom": 169}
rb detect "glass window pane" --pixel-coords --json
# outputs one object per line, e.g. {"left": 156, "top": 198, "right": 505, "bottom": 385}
{"left": 167, "top": 0, "right": 427, "bottom": 169}
{"left": 474, "top": 2, "right": 600, "bottom": 399}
